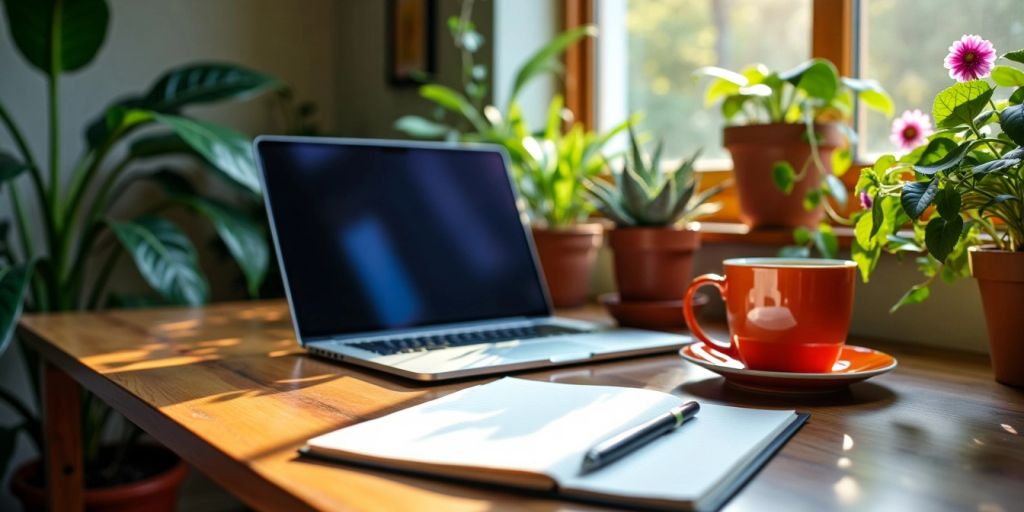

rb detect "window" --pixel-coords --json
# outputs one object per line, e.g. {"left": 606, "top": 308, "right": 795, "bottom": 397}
{"left": 597, "top": 0, "right": 812, "bottom": 164}
{"left": 860, "top": 0, "right": 1024, "bottom": 156}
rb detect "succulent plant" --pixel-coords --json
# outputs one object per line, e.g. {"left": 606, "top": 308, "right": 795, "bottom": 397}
{"left": 585, "top": 128, "right": 725, "bottom": 227}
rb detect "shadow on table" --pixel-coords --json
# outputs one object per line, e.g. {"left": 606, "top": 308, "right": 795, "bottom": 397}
{"left": 678, "top": 376, "right": 899, "bottom": 409}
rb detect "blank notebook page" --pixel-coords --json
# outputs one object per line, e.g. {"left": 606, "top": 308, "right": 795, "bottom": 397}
{"left": 306, "top": 378, "right": 797, "bottom": 505}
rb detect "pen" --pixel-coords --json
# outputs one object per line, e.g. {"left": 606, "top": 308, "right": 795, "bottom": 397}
{"left": 581, "top": 401, "right": 700, "bottom": 474}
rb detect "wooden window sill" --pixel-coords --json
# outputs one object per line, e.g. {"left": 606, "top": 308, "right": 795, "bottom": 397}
{"left": 698, "top": 222, "right": 857, "bottom": 248}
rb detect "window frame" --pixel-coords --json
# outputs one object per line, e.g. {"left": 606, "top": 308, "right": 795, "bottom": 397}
{"left": 562, "top": 0, "right": 862, "bottom": 229}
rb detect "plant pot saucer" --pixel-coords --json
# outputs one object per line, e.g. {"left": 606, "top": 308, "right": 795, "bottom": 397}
{"left": 599, "top": 292, "right": 708, "bottom": 332}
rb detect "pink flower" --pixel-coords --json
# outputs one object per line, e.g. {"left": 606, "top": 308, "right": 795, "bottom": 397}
{"left": 859, "top": 190, "right": 872, "bottom": 210}
{"left": 890, "top": 109, "right": 933, "bottom": 151}
{"left": 943, "top": 35, "right": 996, "bottom": 82}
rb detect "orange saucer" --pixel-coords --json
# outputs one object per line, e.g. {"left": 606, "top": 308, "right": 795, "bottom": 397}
{"left": 680, "top": 342, "right": 897, "bottom": 393}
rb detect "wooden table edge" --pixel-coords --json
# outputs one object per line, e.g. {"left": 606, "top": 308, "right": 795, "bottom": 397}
{"left": 16, "top": 321, "right": 320, "bottom": 512}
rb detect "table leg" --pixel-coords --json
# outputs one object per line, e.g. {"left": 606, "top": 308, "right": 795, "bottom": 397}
{"left": 43, "top": 362, "right": 83, "bottom": 511}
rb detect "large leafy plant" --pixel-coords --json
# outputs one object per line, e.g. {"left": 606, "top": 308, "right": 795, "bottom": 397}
{"left": 852, "top": 43, "right": 1024, "bottom": 311}
{"left": 0, "top": 0, "right": 277, "bottom": 483}
{"left": 395, "top": 1, "right": 625, "bottom": 227}
{"left": 698, "top": 59, "right": 893, "bottom": 256}
{"left": 585, "top": 127, "right": 725, "bottom": 227}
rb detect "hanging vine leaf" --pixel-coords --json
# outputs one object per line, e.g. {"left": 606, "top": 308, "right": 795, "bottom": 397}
{"left": 2, "top": 0, "right": 110, "bottom": 74}
{"left": 901, "top": 180, "right": 939, "bottom": 220}
{"left": 110, "top": 217, "right": 208, "bottom": 306}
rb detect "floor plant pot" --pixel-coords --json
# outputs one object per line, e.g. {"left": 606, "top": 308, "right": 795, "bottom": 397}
{"left": 10, "top": 444, "right": 188, "bottom": 512}
{"left": 608, "top": 227, "right": 701, "bottom": 301}
{"left": 724, "top": 122, "right": 843, "bottom": 229}
{"left": 532, "top": 224, "right": 603, "bottom": 308}
{"left": 969, "top": 247, "right": 1024, "bottom": 387}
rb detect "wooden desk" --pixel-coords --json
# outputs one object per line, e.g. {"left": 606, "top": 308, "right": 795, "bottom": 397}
{"left": 18, "top": 301, "right": 1024, "bottom": 511}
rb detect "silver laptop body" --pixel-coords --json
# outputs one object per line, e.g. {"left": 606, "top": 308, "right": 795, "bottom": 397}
{"left": 255, "top": 136, "right": 690, "bottom": 381}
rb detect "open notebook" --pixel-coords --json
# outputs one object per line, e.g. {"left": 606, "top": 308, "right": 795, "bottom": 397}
{"left": 304, "top": 378, "right": 806, "bottom": 511}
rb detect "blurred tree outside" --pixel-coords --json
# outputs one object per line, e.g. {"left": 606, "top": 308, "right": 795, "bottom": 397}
{"left": 623, "top": 0, "right": 811, "bottom": 161}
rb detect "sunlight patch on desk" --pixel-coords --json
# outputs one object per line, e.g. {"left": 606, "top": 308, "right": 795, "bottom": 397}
{"left": 1000, "top": 424, "right": 1017, "bottom": 435}
{"left": 842, "top": 433, "right": 855, "bottom": 451}
{"left": 833, "top": 476, "right": 861, "bottom": 505}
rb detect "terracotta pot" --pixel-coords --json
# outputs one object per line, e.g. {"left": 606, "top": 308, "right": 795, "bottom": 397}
{"left": 969, "top": 247, "right": 1024, "bottom": 387}
{"left": 531, "top": 224, "right": 603, "bottom": 307}
{"left": 608, "top": 227, "right": 701, "bottom": 301}
{"left": 10, "top": 445, "right": 188, "bottom": 512}
{"left": 724, "top": 122, "right": 843, "bottom": 228}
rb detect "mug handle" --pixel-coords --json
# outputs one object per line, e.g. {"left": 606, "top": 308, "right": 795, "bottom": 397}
{"left": 683, "top": 273, "right": 739, "bottom": 357}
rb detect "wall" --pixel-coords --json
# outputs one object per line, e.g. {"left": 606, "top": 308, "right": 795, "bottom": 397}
{"left": 333, "top": 0, "right": 494, "bottom": 138}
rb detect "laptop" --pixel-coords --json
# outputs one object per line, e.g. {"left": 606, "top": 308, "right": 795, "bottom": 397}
{"left": 254, "top": 136, "right": 690, "bottom": 381}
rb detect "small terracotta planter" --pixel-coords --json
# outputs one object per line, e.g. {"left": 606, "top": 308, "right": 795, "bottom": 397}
{"left": 724, "top": 122, "right": 843, "bottom": 229}
{"left": 531, "top": 224, "right": 603, "bottom": 307}
{"left": 969, "top": 247, "right": 1024, "bottom": 387}
{"left": 608, "top": 227, "right": 701, "bottom": 301}
{"left": 10, "top": 445, "right": 188, "bottom": 512}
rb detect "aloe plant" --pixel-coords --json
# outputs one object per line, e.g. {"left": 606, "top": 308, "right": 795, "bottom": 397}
{"left": 0, "top": 0, "right": 279, "bottom": 485}
{"left": 585, "top": 128, "right": 725, "bottom": 227}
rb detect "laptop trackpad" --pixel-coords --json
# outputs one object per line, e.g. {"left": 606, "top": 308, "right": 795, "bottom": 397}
{"left": 490, "top": 340, "right": 593, "bottom": 362}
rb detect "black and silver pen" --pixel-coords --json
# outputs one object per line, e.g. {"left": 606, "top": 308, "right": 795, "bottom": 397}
{"left": 580, "top": 401, "right": 700, "bottom": 474}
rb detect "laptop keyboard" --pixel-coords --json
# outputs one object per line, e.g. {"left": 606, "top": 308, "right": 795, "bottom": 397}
{"left": 349, "top": 324, "right": 586, "bottom": 356}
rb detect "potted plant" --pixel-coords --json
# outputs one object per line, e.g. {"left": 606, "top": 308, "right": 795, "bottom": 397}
{"left": 698, "top": 59, "right": 892, "bottom": 229}
{"left": 585, "top": 127, "right": 725, "bottom": 302}
{"left": 395, "top": 4, "right": 629, "bottom": 306}
{"left": 852, "top": 35, "right": 1024, "bottom": 387}
{"left": 0, "top": 0, "right": 279, "bottom": 508}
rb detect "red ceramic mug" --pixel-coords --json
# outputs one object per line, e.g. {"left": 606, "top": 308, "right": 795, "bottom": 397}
{"left": 682, "top": 258, "right": 857, "bottom": 373}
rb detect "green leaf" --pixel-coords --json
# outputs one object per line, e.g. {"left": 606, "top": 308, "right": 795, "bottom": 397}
{"left": 978, "top": 194, "right": 1019, "bottom": 216}
{"left": 394, "top": 115, "right": 451, "bottom": 138}
{"left": 1011, "top": 87, "right": 1024, "bottom": 106}
{"left": 934, "top": 187, "right": 961, "bottom": 219}
{"left": 704, "top": 77, "right": 742, "bottom": 106}
{"left": 901, "top": 179, "right": 938, "bottom": 220}
{"left": 803, "top": 189, "right": 822, "bottom": 211}
{"left": 913, "top": 140, "right": 971, "bottom": 175}
{"left": 129, "top": 133, "right": 193, "bottom": 159}
{"left": 781, "top": 59, "right": 839, "bottom": 100}
{"left": 771, "top": 161, "right": 795, "bottom": 194}
{"left": 721, "top": 95, "right": 749, "bottom": 120}
{"left": 932, "top": 80, "right": 994, "bottom": 129}
{"left": 0, "top": 423, "right": 22, "bottom": 478}
{"left": 0, "top": 152, "right": 27, "bottom": 185}
{"left": 1003, "top": 49, "right": 1024, "bottom": 65}
{"left": 854, "top": 210, "right": 874, "bottom": 249}
{"left": 831, "top": 147, "right": 852, "bottom": 177}
{"left": 793, "top": 226, "right": 812, "bottom": 245}
{"left": 842, "top": 77, "right": 894, "bottom": 116}
{"left": 824, "top": 173, "right": 848, "bottom": 208}
{"left": 110, "top": 216, "right": 208, "bottom": 306}
{"left": 2, "top": 0, "right": 109, "bottom": 74}
{"left": 175, "top": 196, "right": 268, "bottom": 297}
{"left": 150, "top": 113, "right": 260, "bottom": 194}
{"left": 813, "top": 224, "right": 839, "bottom": 259}
{"left": 851, "top": 236, "right": 881, "bottom": 282}
{"left": 992, "top": 65, "right": 1024, "bottom": 87}
{"left": 870, "top": 194, "right": 884, "bottom": 237}
{"left": 999, "top": 104, "right": 1024, "bottom": 145}
{"left": 509, "top": 25, "right": 595, "bottom": 105}
{"left": 141, "top": 63, "right": 279, "bottom": 112}
{"left": 924, "top": 214, "right": 963, "bottom": 264}
{"left": 972, "top": 157, "right": 1021, "bottom": 175}
{"left": 890, "top": 285, "right": 930, "bottom": 313}
{"left": 778, "top": 246, "right": 810, "bottom": 258}
{"left": 0, "top": 264, "right": 31, "bottom": 357}
{"left": 419, "top": 84, "right": 486, "bottom": 131}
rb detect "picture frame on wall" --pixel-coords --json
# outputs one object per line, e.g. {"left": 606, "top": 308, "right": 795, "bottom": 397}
{"left": 388, "top": 0, "right": 436, "bottom": 85}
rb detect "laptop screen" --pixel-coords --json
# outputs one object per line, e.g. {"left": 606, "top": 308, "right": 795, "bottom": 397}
{"left": 256, "top": 139, "right": 551, "bottom": 340}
